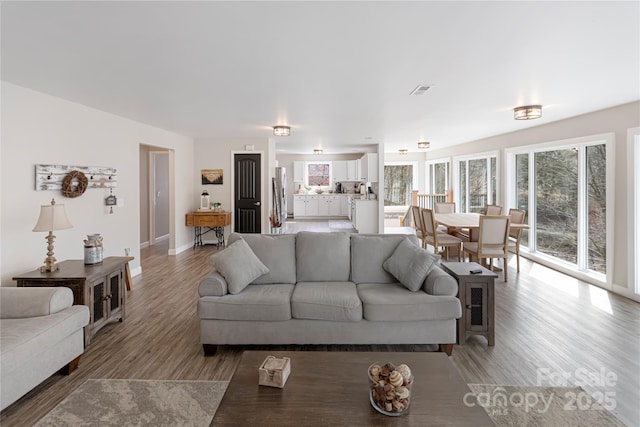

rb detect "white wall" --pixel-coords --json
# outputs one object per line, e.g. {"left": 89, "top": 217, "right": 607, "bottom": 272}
{"left": 426, "top": 101, "right": 640, "bottom": 294}
{"left": 194, "top": 138, "right": 274, "bottom": 238}
{"left": 0, "top": 82, "right": 194, "bottom": 285}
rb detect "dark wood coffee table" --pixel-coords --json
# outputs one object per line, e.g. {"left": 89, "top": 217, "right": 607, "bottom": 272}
{"left": 211, "top": 351, "right": 493, "bottom": 426}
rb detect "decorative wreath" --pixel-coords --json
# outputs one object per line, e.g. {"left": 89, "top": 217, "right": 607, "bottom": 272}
{"left": 61, "top": 170, "right": 88, "bottom": 198}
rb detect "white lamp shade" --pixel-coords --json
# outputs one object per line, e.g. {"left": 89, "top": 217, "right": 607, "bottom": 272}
{"left": 33, "top": 202, "right": 73, "bottom": 232}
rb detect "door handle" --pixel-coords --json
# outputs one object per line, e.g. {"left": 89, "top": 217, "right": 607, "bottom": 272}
{"left": 253, "top": 202, "right": 261, "bottom": 206}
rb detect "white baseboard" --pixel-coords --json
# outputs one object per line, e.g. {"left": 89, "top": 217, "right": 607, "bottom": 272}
{"left": 140, "top": 241, "right": 150, "bottom": 249}
{"left": 130, "top": 266, "right": 142, "bottom": 278}
{"left": 169, "top": 242, "right": 192, "bottom": 256}
{"left": 612, "top": 283, "right": 640, "bottom": 303}
{"left": 155, "top": 234, "right": 170, "bottom": 242}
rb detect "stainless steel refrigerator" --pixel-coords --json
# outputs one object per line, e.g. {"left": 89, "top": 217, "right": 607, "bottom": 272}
{"left": 272, "top": 167, "right": 287, "bottom": 229}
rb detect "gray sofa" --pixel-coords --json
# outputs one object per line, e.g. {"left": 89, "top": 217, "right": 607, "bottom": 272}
{"left": 198, "top": 232, "right": 461, "bottom": 355}
{"left": 0, "top": 287, "right": 89, "bottom": 411}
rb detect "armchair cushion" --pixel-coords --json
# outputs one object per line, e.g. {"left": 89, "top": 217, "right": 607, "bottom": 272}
{"left": 383, "top": 239, "right": 440, "bottom": 291}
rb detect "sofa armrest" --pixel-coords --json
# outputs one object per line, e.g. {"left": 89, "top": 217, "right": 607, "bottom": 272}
{"left": 0, "top": 287, "right": 74, "bottom": 319}
{"left": 423, "top": 266, "right": 459, "bottom": 296}
{"left": 198, "top": 270, "right": 228, "bottom": 296}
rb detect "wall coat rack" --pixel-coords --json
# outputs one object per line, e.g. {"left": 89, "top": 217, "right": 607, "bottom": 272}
{"left": 35, "top": 164, "right": 117, "bottom": 191}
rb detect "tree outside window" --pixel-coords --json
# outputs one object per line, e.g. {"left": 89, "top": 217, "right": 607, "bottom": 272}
{"left": 384, "top": 165, "right": 413, "bottom": 206}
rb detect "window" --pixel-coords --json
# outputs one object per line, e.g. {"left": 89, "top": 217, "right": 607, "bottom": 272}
{"left": 383, "top": 161, "right": 418, "bottom": 208}
{"left": 426, "top": 160, "right": 450, "bottom": 194}
{"left": 306, "top": 162, "right": 331, "bottom": 186}
{"left": 506, "top": 134, "right": 613, "bottom": 282}
{"left": 453, "top": 153, "right": 498, "bottom": 213}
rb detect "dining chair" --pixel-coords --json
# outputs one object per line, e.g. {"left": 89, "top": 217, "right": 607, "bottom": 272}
{"left": 484, "top": 205, "right": 503, "bottom": 215}
{"left": 434, "top": 202, "right": 456, "bottom": 213}
{"left": 462, "top": 215, "right": 511, "bottom": 281}
{"left": 422, "top": 208, "right": 463, "bottom": 261}
{"left": 410, "top": 205, "right": 427, "bottom": 248}
{"left": 507, "top": 208, "right": 527, "bottom": 272}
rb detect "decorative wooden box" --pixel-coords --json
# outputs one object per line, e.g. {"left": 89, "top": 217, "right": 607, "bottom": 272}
{"left": 258, "top": 356, "right": 291, "bottom": 388}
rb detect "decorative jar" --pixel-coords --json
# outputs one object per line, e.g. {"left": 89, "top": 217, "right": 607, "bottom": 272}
{"left": 368, "top": 362, "right": 413, "bottom": 416}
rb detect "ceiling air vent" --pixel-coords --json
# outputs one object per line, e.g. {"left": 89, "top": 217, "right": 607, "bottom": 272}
{"left": 409, "top": 85, "right": 433, "bottom": 96}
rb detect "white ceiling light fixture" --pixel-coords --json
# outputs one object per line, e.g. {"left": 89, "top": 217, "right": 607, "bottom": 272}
{"left": 399, "top": 149, "right": 408, "bottom": 155}
{"left": 417, "top": 141, "right": 430, "bottom": 149}
{"left": 514, "top": 105, "right": 542, "bottom": 120}
{"left": 314, "top": 149, "right": 323, "bottom": 155}
{"left": 273, "top": 125, "right": 291, "bottom": 136}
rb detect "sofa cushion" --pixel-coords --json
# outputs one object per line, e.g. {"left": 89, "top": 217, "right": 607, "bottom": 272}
{"left": 0, "top": 287, "right": 74, "bottom": 318}
{"left": 383, "top": 239, "right": 440, "bottom": 291}
{"left": 350, "top": 234, "right": 419, "bottom": 284}
{"left": 209, "top": 239, "right": 269, "bottom": 294}
{"left": 296, "top": 232, "right": 351, "bottom": 282}
{"left": 357, "top": 283, "right": 462, "bottom": 321}
{"left": 229, "top": 233, "right": 297, "bottom": 284}
{"left": 198, "top": 284, "right": 294, "bottom": 321}
{"left": 291, "top": 282, "right": 362, "bottom": 321}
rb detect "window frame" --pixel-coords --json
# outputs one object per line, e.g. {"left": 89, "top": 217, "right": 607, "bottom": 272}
{"left": 305, "top": 161, "right": 332, "bottom": 187}
{"left": 505, "top": 133, "right": 615, "bottom": 286}
{"left": 629, "top": 127, "right": 640, "bottom": 296}
{"left": 452, "top": 151, "right": 499, "bottom": 213}
{"left": 425, "top": 158, "right": 451, "bottom": 194}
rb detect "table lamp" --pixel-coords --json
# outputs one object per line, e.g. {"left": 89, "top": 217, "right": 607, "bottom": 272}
{"left": 33, "top": 198, "right": 73, "bottom": 272}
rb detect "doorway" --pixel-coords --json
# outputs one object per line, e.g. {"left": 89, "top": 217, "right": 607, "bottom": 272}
{"left": 139, "top": 145, "right": 173, "bottom": 252}
{"left": 234, "top": 153, "right": 262, "bottom": 233}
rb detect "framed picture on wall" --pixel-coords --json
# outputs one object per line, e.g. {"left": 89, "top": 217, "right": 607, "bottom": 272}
{"left": 202, "top": 169, "right": 223, "bottom": 185}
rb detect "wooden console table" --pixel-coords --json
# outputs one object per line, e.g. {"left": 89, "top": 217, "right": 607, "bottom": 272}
{"left": 441, "top": 262, "right": 498, "bottom": 346}
{"left": 13, "top": 257, "right": 133, "bottom": 346}
{"left": 186, "top": 211, "right": 231, "bottom": 248}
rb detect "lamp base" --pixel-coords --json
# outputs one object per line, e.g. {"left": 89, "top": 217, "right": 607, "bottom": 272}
{"left": 39, "top": 263, "right": 60, "bottom": 273}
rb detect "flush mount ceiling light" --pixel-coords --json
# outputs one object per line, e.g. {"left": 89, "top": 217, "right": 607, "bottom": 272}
{"left": 399, "top": 149, "right": 408, "bottom": 155}
{"left": 273, "top": 125, "right": 291, "bottom": 136}
{"left": 314, "top": 149, "right": 323, "bottom": 155}
{"left": 514, "top": 105, "right": 542, "bottom": 120}
{"left": 417, "top": 141, "right": 430, "bottom": 149}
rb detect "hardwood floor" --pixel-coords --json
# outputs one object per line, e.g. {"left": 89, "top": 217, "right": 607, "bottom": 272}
{"left": 2, "top": 235, "right": 639, "bottom": 426}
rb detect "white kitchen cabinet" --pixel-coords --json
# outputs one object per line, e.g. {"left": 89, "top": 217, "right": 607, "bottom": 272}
{"left": 333, "top": 161, "right": 347, "bottom": 182}
{"left": 293, "top": 195, "right": 307, "bottom": 217}
{"left": 293, "top": 161, "right": 305, "bottom": 182}
{"left": 351, "top": 199, "right": 378, "bottom": 234}
{"left": 355, "top": 159, "right": 362, "bottom": 181}
{"left": 360, "top": 153, "right": 379, "bottom": 182}
{"left": 346, "top": 160, "right": 358, "bottom": 181}
{"left": 296, "top": 195, "right": 346, "bottom": 218}
{"left": 319, "top": 195, "right": 342, "bottom": 216}
{"left": 294, "top": 195, "right": 321, "bottom": 217}
{"left": 318, "top": 195, "right": 331, "bottom": 216}
{"left": 340, "top": 195, "right": 349, "bottom": 216}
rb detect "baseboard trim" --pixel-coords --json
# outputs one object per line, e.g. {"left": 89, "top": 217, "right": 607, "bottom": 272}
{"left": 130, "top": 266, "right": 142, "bottom": 278}
{"left": 140, "top": 241, "right": 150, "bottom": 249}
{"left": 169, "top": 242, "right": 192, "bottom": 256}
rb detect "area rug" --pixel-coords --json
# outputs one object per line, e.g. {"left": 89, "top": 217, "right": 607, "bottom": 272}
{"left": 35, "top": 379, "right": 228, "bottom": 427}
{"left": 467, "top": 384, "right": 626, "bottom": 426}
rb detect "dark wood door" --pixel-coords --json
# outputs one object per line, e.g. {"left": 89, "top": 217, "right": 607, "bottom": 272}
{"left": 234, "top": 153, "right": 261, "bottom": 233}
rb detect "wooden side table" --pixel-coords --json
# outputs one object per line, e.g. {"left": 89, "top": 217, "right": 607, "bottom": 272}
{"left": 13, "top": 256, "right": 133, "bottom": 346}
{"left": 441, "top": 262, "right": 498, "bottom": 346}
{"left": 185, "top": 211, "right": 231, "bottom": 248}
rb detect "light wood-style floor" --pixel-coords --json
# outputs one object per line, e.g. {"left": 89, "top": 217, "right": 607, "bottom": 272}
{"left": 2, "top": 231, "right": 639, "bottom": 426}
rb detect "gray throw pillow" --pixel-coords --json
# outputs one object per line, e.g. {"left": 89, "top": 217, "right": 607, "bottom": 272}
{"left": 382, "top": 239, "right": 440, "bottom": 291}
{"left": 209, "top": 238, "right": 269, "bottom": 294}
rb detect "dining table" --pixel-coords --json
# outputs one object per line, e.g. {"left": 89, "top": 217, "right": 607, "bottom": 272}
{"left": 434, "top": 212, "right": 528, "bottom": 241}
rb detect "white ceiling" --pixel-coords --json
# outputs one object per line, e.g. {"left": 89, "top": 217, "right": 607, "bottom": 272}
{"left": 2, "top": 1, "right": 639, "bottom": 154}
